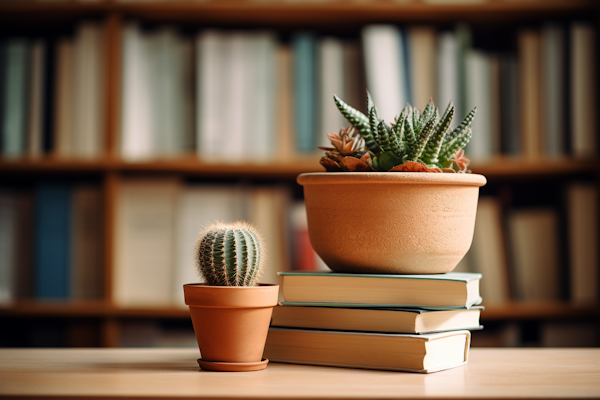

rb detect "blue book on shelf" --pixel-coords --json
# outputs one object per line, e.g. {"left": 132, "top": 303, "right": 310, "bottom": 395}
{"left": 292, "top": 32, "right": 317, "bottom": 153}
{"left": 34, "top": 182, "right": 72, "bottom": 299}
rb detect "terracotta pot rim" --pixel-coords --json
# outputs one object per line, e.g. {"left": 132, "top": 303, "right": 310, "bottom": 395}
{"left": 184, "top": 283, "right": 279, "bottom": 309}
{"left": 297, "top": 172, "right": 486, "bottom": 187}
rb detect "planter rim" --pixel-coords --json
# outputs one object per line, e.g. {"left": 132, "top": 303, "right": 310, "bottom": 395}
{"left": 183, "top": 283, "right": 279, "bottom": 309}
{"left": 297, "top": 172, "right": 486, "bottom": 187}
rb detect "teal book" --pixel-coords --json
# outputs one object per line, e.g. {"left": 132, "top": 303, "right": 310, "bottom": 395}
{"left": 278, "top": 271, "right": 482, "bottom": 309}
{"left": 1, "top": 39, "right": 30, "bottom": 158}
{"left": 291, "top": 32, "right": 317, "bottom": 153}
{"left": 34, "top": 182, "right": 72, "bottom": 300}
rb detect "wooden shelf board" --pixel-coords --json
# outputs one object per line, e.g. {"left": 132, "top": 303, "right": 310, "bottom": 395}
{"left": 481, "top": 302, "right": 600, "bottom": 320}
{"left": 0, "top": 157, "right": 597, "bottom": 179}
{"left": 0, "top": 0, "right": 596, "bottom": 24}
{"left": 0, "top": 301, "right": 190, "bottom": 319}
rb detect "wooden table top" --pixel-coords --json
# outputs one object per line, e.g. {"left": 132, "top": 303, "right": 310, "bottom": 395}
{"left": 0, "top": 348, "right": 599, "bottom": 399}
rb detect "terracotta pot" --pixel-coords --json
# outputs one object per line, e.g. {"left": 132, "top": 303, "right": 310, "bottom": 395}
{"left": 297, "top": 172, "right": 487, "bottom": 274}
{"left": 183, "top": 283, "right": 279, "bottom": 371}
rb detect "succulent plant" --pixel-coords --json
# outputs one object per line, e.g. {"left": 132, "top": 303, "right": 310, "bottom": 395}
{"left": 320, "top": 91, "right": 477, "bottom": 173}
{"left": 195, "top": 222, "right": 265, "bottom": 287}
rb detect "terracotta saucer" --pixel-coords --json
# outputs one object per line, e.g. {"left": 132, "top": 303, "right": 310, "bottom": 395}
{"left": 197, "top": 358, "right": 269, "bottom": 372}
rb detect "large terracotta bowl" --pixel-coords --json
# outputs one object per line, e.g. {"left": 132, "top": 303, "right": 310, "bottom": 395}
{"left": 297, "top": 172, "right": 487, "bottom": 274}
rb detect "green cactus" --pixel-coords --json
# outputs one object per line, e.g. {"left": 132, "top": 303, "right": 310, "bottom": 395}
{"left": 330, "top": 92, "right": 477, "bottom": 172}
{"left": 195, "top": 222, "right": 264, "bottom": 287}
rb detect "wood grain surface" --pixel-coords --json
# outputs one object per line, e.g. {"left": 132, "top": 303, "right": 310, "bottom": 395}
{"left": 0, "top": 348, "right": 599, "bottom": 399}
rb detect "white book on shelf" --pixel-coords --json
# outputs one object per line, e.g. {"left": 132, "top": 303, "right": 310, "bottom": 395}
{"left": 27, "top": 39, "right": 45, "bottom": 158}
{"left": 221, "top": 33, "right": 252, "bottom": 162}
{"left": 73, "top": 22, "right": 104, "bottom": 158}
{"left": 470, "top": 197, "right": 510, "bottom": 305}
{"left": 508, "top": 208, "right": 561, "bottom": 301}
{"left": 567, "top": 184, "right": 598, "bottom": 304}
{"left": 248, "top": 32, "right": 278, "bottom": 161}
{"left": 464, "top": 49, "right": 492, "bottom": 160}
{"left": 361, "top": 25, "right": 404, "bottom": 123}
{"left": 151, "top": 28, "right": 181, "bottom": 158}
{"left": 121, "top": 23, "right": 153, "bottom": 160}
{"left": 407, "top": 26, "right": 437, "bottom": 110}
{"left": 437, "top": 31, "right": 460, "bottom": 127}
{"left": 172, "top": 185, "right": 245, "bottom": 307}
{"left": 0, "top": 191, "right": 18, "bottom": 305}
{"left": 570, "top": 23, "right": 596, "bottom": 159}
{"left": 54, "top": 38, "right": 74, "bottom": 158}
{"left": 541, "top": 24, "right": 566, "bottom": 157}
{"left": 196, "top": 30, "right": 226, "bottom": 161}
{"left": 317, "top": 37, "right": 346, "bottom": 148}
{"left": 248, "top": 187, "right": 291, "bottom": 285}
{"left": 114, "top": 178, "right": 180, "bottom": 307}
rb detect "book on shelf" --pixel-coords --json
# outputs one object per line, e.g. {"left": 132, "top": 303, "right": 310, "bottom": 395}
{"left": 570, "top": 22, "right": 596, "bottom": 159}
{"left": 34, "top": 182, "right": 72, "bottom": 300}
{"left": 541, "top": 23, "right": 566, "bottom": 157}
{"left": 0, "top": 190, "right": 18, "bottom": 304}
{"left": 437, "top": 30, "right": 460, "bottom": 128}
{"left": 292, "top": 32, "right": 317, "bottom": 154}
{"left": 272, "top": 304, "right": 483, "bottom": 334}
{"left": 518, "top": 29, "right": 543, "bottom": 159}
{"left": 361, "top": 25, "right": 407, "bottom": 123}
{"left": 27, "top": 39, "right": 45, "bottom": 158}
{"left": 1, "top": 38, "right": 30, "bottom": 158}
{"left": 407, "top": 26, "right": 437, "bottom": 109}
{"left": 278, "top": 271, "right": 482, "bottom": 309}
{"left": 469, "top": 196, "right": 511, "bottom": 305}
{"left": 508, "top": 207, "right": 562, "bottom": 301}
{"left": 113, "top": 178, "right": 179, "bottom": 307}
{"left": 264, "top": 328, "right": 471, "bottom": 373}
{"left": 317, "top": 36, "right": 346, "bottom": 149}
{"left": 567, "top": 183, "right": 599, "bottom": 304}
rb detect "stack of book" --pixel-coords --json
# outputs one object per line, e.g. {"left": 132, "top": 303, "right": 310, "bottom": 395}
{"left": 264, "top": 271, "right": 483, "bottom": 373}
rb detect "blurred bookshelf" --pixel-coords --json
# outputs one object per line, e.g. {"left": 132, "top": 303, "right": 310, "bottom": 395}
{"left": 0, "top": 0, "right": 599, "bottom": 348}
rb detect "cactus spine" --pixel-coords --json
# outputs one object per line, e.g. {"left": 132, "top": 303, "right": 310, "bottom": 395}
{"left": 196, "top": 222, "right": 265, "bottom": 287}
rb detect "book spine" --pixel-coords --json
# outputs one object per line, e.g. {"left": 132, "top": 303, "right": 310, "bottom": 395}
{"left": 292, "top": 32, "right": 318, "bottom": 153}
{"left": 34, "top": 182, "right": 72, "bottom": 300}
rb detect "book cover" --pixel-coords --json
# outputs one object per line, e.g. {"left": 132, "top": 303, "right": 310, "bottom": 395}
{"left": 196, "top": 30, "right": 226, "bottom": 161}
{"left": 437, "top": 30, "right": 460, "bottom": 128}
{"left": 0, "top": 190, "right": 19, "bottom": 304}
{"left": 264, "top": 328, "right": 471, "bottom": 373}
{"left": 34, "top": 182, "right": 72, "bottom": 300}
{"left": 567, "top": 184, "right": 598, "bottom": 304}
{"left": 469, "top": 197, "right": 510, "bottom": 304}
{"left": 464, "top": 49, "right": 492, "bottom": 159}
{"left": 71, "top": 185, "right": 103, "bottom": 299}
{"left": 2, "top": 39, "right": 30, "bottom": 158}
{"left": 272, "top": 304, "right": 483, "bottom": 334}
{"left": 508, "top": 208, "right": 561, "bottom": 301}
{"left": 113, "top": 178, "right": 179, "bottom": 307}
{"left": 248, "top": 32, "right": 278, "bottom": 160}
{"left": 541, "top": 24, "right": 566, "bottom": 157}
{"left": 53, "top": 37, "right": 74, "bottom": 158}
{"left": 317, "top": 37, "right": 346, "bottom": 148}
{"left": 362, "top": 25, "right": 404, "bottom": 122}
{"left": 570, "top": 23, "right": 596, "bottom": 158}
{"left": 518, "top": 29, "right": 542, "bottom": 159}
{"left": 499, "top": 53, "right": 520, "bottom": 155}
{"left": 292, "top": 32, "right": 317, "bottom": 153}
{"left": 279, "top": 271, "right": 482, "bottom": 309}
{"left": 27, "top": 39, "right": 45, "bottom": 158}
{"left": 407, "top": 26, "right": 437, "bottom": 109}
{"left": 276, "top": 44, "right": 294, "bottom": 161}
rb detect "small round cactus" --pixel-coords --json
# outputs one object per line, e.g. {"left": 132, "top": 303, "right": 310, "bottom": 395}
{"left": 195, "top": 221, "right": 265, "bottom": 287}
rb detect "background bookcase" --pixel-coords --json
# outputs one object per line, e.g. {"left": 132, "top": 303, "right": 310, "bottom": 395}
{"left": 0, "top": 0, "right": 599, "bottom": 348}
